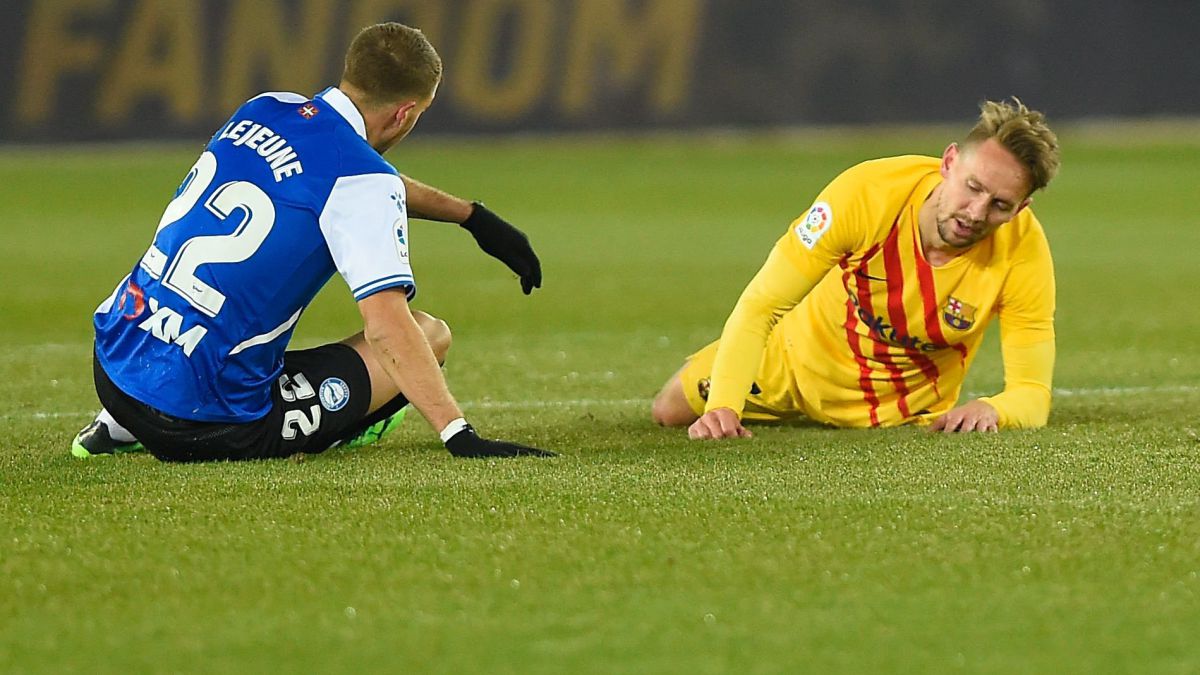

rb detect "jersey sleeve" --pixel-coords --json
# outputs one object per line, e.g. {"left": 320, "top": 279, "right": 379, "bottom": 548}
{"left": 705, "top": 168, "right": 873, "bottom": 416}
{"left": 978, "top": 220, "right": 1057, "bottom": 428}
{"left": 775, "top": 165, "right": 875, "bottom": 274}
{"left": 319, "top": 172, "right": 416, "bottom": 301}
{"left": 978, "top": 339, "right": 1055, "bottom": 428}
{"left": 704, "top": 242, "right": 823, "bottom": 415}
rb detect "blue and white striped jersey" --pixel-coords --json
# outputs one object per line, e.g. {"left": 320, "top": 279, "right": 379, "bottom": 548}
{"left": 94, "top": 87, "right": 415, "bottom": 422}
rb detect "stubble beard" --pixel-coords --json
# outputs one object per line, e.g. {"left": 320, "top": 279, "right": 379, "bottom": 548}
{"left": 936, "top": 215, "right": 976, "bottom": 249}
{"left": 935, "top": 191, "right": 983, "bottom": 250}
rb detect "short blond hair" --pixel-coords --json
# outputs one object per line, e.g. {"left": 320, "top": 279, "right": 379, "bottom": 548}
{"left": 964, "top": 98, "right": 1060, "bottom": 194}
{"left": 342, "top": 23, "right": 442, "bottom": 107}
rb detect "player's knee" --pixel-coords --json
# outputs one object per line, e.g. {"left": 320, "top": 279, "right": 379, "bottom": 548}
{"left": 414, "top": 311, "right": 452, "bottom": 363}
{"left": 651, "top": 387, "right": 696, "bottom": 427}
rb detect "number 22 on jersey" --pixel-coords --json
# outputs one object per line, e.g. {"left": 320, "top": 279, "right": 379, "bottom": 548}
{"left": 139, "top": 151, "right": 277, "bottom": 317}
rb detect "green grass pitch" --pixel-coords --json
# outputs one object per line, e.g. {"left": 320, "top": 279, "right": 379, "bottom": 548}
{"left": 2, "top": 125, "right": 1199, "bottom": 673}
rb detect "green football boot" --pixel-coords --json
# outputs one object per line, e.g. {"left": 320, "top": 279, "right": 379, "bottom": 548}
{"left": 340, "top": 406, "right": 407, "bottom": 449}
{"left": 71, "top": 420, "right": 145, "bottom": 458}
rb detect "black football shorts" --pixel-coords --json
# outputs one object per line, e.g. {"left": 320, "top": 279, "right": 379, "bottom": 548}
{"left": 93, "top": 343, "right": 374, "bottom": 462}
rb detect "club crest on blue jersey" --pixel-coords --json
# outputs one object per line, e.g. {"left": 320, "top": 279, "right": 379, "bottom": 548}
{"left": 942, "top": 296, "right": 977, "bottom": 330}
{"left": 318, "top": 377, "right": 350, "bottom": 411}
{"left": 298, "top": 103, "right": 319, "bottom": 119}
{"left": 117, "top": 280, "right": 146, "bottom": 319}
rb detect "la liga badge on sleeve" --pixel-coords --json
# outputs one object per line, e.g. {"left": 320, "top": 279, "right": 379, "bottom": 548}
{"left": 794, "top": 202, "right": 832, "bottom": 250}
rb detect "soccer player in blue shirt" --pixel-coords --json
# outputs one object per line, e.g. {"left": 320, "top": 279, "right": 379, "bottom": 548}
{"left": 72, "top": 23, "right": 553, "bottom": 461}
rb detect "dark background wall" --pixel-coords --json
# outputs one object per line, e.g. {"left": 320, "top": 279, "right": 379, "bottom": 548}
{"left": 3, "top": 0, "right": 1198, "bottom": 142}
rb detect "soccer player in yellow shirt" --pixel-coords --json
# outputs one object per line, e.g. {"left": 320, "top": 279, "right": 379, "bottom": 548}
{"left": 651, "top": 99, "right": 1061, "bottom": 438}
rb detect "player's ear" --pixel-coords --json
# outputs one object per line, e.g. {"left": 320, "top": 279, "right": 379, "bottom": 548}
{"left": 940, "top": 143, "right": 959, "bottom": 178}
{"left": 392, "top": 100, "right": 418, "bottom": 128}
{"left": 1014, "top": 197, "right": 1032, "bottom": 215}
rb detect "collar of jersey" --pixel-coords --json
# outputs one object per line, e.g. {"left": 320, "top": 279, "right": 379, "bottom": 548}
{"left": 315, "top": 87, "right": 368, "bottom": 141}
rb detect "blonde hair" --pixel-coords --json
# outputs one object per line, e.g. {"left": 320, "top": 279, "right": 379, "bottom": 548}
{"left": 964, "top": 98, "right": 1060, "bottom": 193}
{"left": 342, "top": 23, "right": 442, "bottom": 108}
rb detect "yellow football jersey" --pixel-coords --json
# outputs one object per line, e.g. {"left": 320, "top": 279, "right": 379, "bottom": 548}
{"left": 704, "top": 155, "right": 1055, "bottom": 428}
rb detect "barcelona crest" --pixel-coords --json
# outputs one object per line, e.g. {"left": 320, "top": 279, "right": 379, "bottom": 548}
{"left": 942, "top": 296, "right": 977, "bottom": 330}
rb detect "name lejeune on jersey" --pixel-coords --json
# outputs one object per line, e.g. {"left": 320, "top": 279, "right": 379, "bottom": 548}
{"left": 216, "top": 119, "right": 304, "bottom": 182}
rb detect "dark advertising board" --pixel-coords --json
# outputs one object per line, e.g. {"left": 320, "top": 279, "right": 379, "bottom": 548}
{"left": 2, "top": 0, "right": 1197, "bottom": 142}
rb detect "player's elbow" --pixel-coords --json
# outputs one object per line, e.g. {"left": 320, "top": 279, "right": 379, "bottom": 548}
{"left": 361, "top": 316, "right": 397, "bottom": 351}
{"left": 359, "top": 290, "right": 412, "bottom": 344}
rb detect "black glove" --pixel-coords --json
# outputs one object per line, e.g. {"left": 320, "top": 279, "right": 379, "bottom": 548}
{"left": 460, "top": 202, "right": 542, "bottom": 295}
{"left": 444, "top": 424, "right": 556, "bottom": 458}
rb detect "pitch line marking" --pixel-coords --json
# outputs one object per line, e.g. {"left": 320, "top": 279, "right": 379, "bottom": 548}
{"left": 8, "top": 384, "right": 1200, "bottom": 421}
{"left": 1049, "top": 384, "right": 1199, "bottom": 397}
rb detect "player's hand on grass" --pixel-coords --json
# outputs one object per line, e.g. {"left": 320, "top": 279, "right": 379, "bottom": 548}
{"left": 688, "top": 407, "right": 752, "bottom": 440}
{"left": 444, "top": 424, "right": 556, "bottom": 458}
{"left": 461, "top": 203, "right": 542, "bottom": 295}
{"left": 928, "top": 399, "right": 1000, "bottom": 433}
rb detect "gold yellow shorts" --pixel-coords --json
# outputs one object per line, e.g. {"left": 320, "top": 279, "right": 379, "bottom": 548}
{"left": 680, "top": 331, "right": 807, "bottom": 423}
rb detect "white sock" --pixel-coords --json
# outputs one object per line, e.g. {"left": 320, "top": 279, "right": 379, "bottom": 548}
{"left": 97, "top": 408, "right": 137, "bottom": 443}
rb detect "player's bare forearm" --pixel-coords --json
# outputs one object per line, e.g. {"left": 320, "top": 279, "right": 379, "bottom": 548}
{"left": 400, "top": 174, "right": 473, "bottom": 223}
{"left": 928, "top": 399, "right": 1000, "bottom": 433}
{"left": 400, "top": 176, "right": 542, "bottom": 294}
{"left": 359, "top": 292, "right": 464, "bottom": 432}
